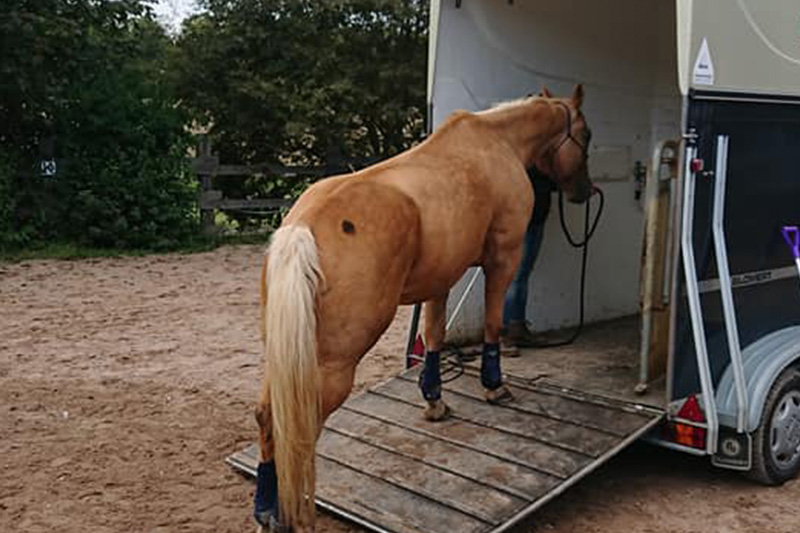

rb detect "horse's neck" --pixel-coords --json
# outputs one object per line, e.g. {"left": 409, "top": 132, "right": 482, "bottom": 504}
{"left": 480, "top": 102, "right": 559, "bottom": 167}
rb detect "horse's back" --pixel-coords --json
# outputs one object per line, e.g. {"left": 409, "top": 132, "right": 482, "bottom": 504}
{"left": 364, "top": 117, "right": 533, "bottom": 300}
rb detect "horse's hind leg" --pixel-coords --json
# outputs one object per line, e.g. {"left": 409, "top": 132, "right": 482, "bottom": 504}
{"left": 319, "top": 363, "right": 357, "bottom": 423}
{"left": 481, "top": 257, "right": 519, "bottom": 404}
{"left": 254, "top": 254, "right": 281, "bottom": 531}
{"left": 254, "top": 386, "right": 281, "bottom": 531}
{"left": 418, "top": 295, "right": 451, "bottom": 421}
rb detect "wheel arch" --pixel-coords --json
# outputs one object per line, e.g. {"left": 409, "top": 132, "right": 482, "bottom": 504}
{"left": 716, "top": 326, "right": 800, "bottom": 433}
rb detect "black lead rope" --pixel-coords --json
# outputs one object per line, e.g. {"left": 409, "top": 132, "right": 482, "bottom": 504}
{"left": 560, "top": 186, "right": 604, "bottom": 247}
{"left": 440, "top": 343, "right": 467, "bottom": 384}
{"left": 531, "top": 187, "right": 605, "bottom": 348}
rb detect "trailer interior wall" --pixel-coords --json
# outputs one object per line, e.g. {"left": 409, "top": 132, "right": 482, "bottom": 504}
{"left": 432, "top": 0, "right": 682, "bottom": 341}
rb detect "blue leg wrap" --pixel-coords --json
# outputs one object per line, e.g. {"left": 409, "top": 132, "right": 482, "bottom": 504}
{"left": 418, "top": 351, "right": 442, "bottom": 402}
{"left": 254, "top": 460, "right": 279, "bottom": 527}
{"left": 481, "top": 343, "right": 503, "bottom": 391}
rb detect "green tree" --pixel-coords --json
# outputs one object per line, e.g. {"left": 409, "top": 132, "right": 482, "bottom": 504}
{"left": 172, "top": 0, "right": 428, "bottom": 219}
{"left": 0, "top": 0, "right": 197, "bottom": 250}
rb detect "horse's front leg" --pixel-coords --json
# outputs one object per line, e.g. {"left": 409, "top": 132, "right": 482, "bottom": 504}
{"left": 418, "top": 295, "right": 451, "bottom": 421}
{"left": 481, "top": 257, "right": 519, "bottom": 405}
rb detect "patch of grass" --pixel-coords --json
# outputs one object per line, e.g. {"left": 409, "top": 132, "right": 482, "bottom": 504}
{"left": 0, "top": 232, "right": 272, "bottom": 263}
{"left": 0, "top": 243, "right": 139, "bottom": 262}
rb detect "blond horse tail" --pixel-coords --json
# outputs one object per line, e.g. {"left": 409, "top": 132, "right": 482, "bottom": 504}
{"left": 263, "top": 225, "right": 322, "bottom": 528}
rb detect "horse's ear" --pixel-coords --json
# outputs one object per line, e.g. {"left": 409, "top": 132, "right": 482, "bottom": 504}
{"left": 540, "top": 86, "right": 553, "bottom": 98}
{"left": 571, "top": 84, "right": 584, "bottom": 109}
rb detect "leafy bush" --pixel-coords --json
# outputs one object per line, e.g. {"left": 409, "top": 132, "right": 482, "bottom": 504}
{"left": 0, "top": 0, "right": 197, "bottom": 251}
{"left": 173, "top": 0, "right": 428, "bottom": 228}
{"left": 0, "top": 156, "right": 24, "bottom": 249}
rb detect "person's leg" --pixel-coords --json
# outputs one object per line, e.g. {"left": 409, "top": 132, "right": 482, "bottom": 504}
{"left": 503, "top": 220, "right": 546, "bottom": 327}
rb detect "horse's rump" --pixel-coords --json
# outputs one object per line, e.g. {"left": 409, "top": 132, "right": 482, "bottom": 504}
{"left": 292, "top": 179, "right": 423, "bottom": 357}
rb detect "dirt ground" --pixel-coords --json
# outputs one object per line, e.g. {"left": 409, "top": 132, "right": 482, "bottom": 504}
{"left": 1, "top": 244, "right": 798, "bottom": 533}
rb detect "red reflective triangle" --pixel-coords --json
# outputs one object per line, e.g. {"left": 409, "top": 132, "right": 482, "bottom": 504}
{"left": 677, "top": 395, "right": 705, "bottom": 423}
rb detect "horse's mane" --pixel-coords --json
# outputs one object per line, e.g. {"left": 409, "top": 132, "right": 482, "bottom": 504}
{"left": 424, "top": 95, "right": 543, "bottom": 144}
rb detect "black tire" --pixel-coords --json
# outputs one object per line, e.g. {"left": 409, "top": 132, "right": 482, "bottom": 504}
{"left": 747, "top": 368, "right": 800, "bottom": 485}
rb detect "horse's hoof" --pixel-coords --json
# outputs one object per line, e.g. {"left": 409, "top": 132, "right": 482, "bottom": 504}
{"left": 423, "top": 399, "right": 451, "bottom": 422}
{"left": 486, "top": 385, "right": 514, "bottom": 405}
{"left": 254, "top": 513, "right": 288, "bottom": 533}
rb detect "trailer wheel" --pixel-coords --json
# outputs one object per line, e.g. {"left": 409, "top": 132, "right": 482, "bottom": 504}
{"left": 748, "top": 368, "right": 800, "bottom": 485}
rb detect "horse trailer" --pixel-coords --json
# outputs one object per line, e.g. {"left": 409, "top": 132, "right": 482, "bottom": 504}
{"left": 429, "top": 0, "right": 800, "bottom": 479}
{"left": 230, "top": 2, "right": 800, "bottom": 531}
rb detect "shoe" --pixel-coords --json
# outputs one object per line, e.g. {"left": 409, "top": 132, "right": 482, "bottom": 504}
{"left": 502, "top": 322, "right": 549, "bottom": 348}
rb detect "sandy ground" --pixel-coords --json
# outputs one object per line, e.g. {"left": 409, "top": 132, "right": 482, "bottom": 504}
{"left": 1, "top": 244, "right": 798, "bottom": 533}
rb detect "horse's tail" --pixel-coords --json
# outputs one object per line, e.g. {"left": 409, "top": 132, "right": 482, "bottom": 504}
{"left": 263, "top": 224, "right": 322, "bottom": 528}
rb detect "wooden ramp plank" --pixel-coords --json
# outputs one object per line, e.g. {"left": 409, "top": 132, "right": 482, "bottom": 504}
{"left": 326, "top": 408, "right": 559, "bottom": 500}
{"left": 344, "top": 391, "right": 591, "bottom": 479}
{"left": 401, "top": 368, "right": 653, "bottom": 436}
{"left": 319, "top": 431, "right": 520, "bottom": 525}
{"left": 373, "top": 377, "right": 619, "bottom": 457}
{"left": 317, "top": 456, "right": 489, "bottom": 533}
{"left": 225, "top": 443, "right": 490, "bottom": 533}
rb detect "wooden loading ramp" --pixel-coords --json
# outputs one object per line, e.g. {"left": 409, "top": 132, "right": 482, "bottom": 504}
{"left": 228, "top": 365, "right": 664, "bottom": 533}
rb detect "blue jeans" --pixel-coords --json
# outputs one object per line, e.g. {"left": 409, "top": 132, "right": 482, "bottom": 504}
{"left": 503, "top": 220, "right": 546, "bottom": 325}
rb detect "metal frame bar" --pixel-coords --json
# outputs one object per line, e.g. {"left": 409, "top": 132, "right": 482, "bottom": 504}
{"left": 662, "top": 146, "right": 680, "bottom": 306}
{"left": 711, "top": 135, "right": 749, "bottom": 432}
{"left": 446, "top": 267, "right": 482, "bottom": 332}
{"left": 679, "top": 144, "right": 719, "bottom": 454}
{"left": 404, "top": 304, "right": 422, "bottom": 357}
{"left": 643, "top": 434, "right": 708, "bottom": 457}
{"left": 698, "top": 265, "right": 799, "bottom": 293}
{"left": 639, "top": 139, "right": 680, "bottom": 390}
{"left": 405, "top": 267, "right": 483, "bottom": 360}
{"left": 665, "top": 95, "right": 693, "bottom": 411}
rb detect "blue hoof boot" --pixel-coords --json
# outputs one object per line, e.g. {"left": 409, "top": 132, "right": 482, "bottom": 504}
{"left": 481, "top": 343, "right": 503, "bottom": 391}
{"left": 418, "top": 351, "right": 442, "bottom": 402}
{"left": 254, "top": 461, "right": 282, "bottom": 530}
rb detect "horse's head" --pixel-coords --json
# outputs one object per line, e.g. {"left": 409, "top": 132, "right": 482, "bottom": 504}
{"left": 535, "top": 85, "right": 593, "bottom": 204}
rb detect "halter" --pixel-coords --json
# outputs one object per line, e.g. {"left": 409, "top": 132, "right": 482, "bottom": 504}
{"left": 547, "top": 101, "right": 590, "bottom": 177}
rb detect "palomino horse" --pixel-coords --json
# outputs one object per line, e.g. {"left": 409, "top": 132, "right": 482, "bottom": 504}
{"left": 254, "top": 85, "right": 593, "bottom": 531}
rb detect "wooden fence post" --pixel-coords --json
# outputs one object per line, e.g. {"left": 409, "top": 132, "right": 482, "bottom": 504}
{"left": 194, "top": 135, "right": 219, "bottom": 235}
